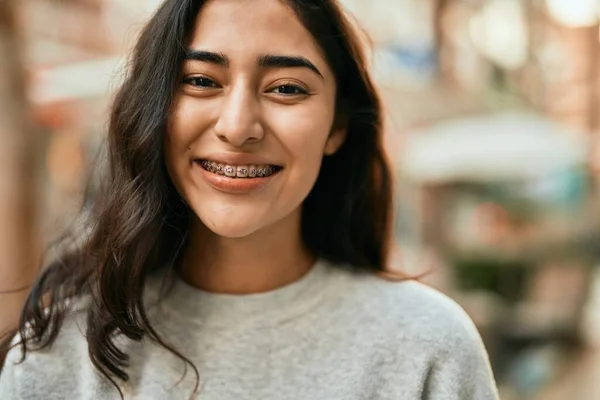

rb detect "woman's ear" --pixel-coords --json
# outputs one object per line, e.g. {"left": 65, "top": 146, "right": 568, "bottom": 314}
{"left": 324, "top": 128, "right": 346, "bottom": 155}
{"left": 324, "top": 117, "right": 347, "bottom": 156}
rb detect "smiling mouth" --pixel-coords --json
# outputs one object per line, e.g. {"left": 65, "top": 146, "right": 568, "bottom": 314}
{"left": 197, "top": 160, "right": 283, "bottom": 178}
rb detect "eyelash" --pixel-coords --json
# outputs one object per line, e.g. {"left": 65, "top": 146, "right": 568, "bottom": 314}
{"left": 182, "top": 76, "right": 220, "bottom": 89}
{"left": 182, "top": 76, "right": 309, "bottom": 96}
{"left": 269, "top": 83, "right": 309, "bottom": 96}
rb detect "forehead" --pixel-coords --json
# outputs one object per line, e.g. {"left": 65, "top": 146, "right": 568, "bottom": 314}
{"left": 189, "top": 0, "right": 330, "bottom": 71}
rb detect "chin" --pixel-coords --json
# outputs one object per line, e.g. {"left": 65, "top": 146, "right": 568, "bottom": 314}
{"left": 200, "top": 215, "right": 265, "bottom": 239}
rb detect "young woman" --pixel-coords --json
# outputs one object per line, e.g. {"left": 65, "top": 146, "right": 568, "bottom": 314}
{"left": 0, "top": 0, "right": 499, "bottom": 399}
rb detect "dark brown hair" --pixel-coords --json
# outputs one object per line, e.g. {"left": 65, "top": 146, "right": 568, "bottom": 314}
{"left": 1, "top": 0, "right": 393, "bottom": 397}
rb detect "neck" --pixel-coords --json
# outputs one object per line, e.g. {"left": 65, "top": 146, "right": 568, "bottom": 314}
{"left": 180, "top": 209, "right": 315, "bottom": 294}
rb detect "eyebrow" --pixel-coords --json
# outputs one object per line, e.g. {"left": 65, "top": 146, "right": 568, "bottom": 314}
{"left": 184, "top": 50, "right": 229, "bottom": 66}
{"left": 184, "top": 50, "right": 324, "bottom": 79}
{"left": 257, "top": 54, "right": 323, "bottom": 79}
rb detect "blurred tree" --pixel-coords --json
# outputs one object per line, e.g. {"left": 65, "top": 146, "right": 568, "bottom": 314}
{"left": 0, "top": 1, "right": 42, "bottom": 335}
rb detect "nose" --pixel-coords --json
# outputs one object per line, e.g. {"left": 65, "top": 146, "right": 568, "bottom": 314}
{"left": 213, "top": 85, "right": 264, "bottom": 146}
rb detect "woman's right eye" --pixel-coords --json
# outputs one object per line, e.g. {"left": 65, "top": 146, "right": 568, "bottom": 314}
{"left": 182, "top": 76, "right": 220, "bottom": 89}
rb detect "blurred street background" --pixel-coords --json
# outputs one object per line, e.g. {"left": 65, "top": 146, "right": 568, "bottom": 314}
{"left": 2, "top": 0, "right": 600, "bottom": 398}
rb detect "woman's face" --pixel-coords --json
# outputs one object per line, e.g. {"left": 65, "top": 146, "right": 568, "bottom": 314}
{"left": 165, "top": 0, "right": 345, "bottom": 238}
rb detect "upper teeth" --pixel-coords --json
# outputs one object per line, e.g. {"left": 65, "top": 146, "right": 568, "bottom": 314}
{"left": 200, "top": 161, "right": 277, "bottom": 178}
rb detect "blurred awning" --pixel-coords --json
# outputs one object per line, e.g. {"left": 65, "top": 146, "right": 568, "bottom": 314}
{"left": 22, "top": 0, "right": 151, "bottom": 106}
{"left": 30, "top": 56, "right": 126, "bottom": 105}
{"left": 400, "top": 111, "right": 588, "bottom": 184}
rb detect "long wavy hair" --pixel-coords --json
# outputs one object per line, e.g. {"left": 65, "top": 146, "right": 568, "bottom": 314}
{"left": 1, "top": 0, "right": 394, "bottom": 397}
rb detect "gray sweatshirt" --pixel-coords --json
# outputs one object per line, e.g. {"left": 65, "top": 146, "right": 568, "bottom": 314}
{"left": 1, "top": 260, "right": 499, "bottom": 399}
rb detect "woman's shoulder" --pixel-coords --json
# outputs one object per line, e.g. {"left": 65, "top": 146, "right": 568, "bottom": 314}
{"left": 328, "top": 263, "right": 485, "bottom": 351}
{"left": 325, "top": 263, "right": 498, "bottom": 399}
{"left": 0, "top": 298, "right": 94, "bottom": 398}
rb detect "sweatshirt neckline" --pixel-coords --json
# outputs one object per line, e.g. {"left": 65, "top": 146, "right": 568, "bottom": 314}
{"left": 150, "top": 259, "right": 331, "bottom": 328}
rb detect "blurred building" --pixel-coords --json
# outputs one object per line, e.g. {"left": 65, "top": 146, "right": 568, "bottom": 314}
{"left": 18, "top": 0, "right": 156, "bottom": 232}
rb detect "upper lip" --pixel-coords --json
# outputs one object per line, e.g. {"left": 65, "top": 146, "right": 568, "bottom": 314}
{"left": 195, "top": 153, "right": 284, "bottom": 167}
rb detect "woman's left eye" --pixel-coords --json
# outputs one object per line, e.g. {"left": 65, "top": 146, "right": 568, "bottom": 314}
{"left": 269, "top": 84, "right": 308, "bottom": 96}
{"left": 182, "top": 76, "right": 220, "bottom": 88}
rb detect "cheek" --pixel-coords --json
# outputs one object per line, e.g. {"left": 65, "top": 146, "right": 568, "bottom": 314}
{"left": 266, "top": 104, "right": 334, "bottom": 198}
{"left": 165, "top": 98, "right": 213, "bottom": 176}
{"left": 267, "top": 101, "right": 335, "bottom": 162}
{"left": 169, "top": 98, "right": 204, "bottom": 149}
{"left": 163, "top": 103, "right": 200, "bottom": 193}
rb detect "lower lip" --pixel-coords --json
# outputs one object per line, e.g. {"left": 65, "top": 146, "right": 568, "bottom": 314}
{"left": 195, "top": 162, "right": 280, "bottom": 194}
